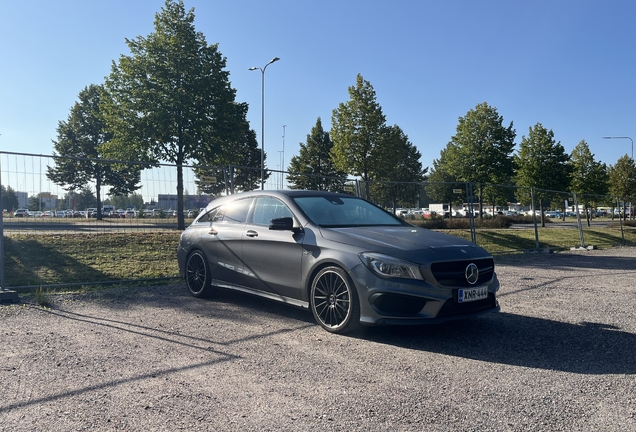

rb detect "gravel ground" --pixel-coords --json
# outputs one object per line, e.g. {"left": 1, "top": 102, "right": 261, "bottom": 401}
{"left": 1, "top": 247, "right": 635, "bottom": 431}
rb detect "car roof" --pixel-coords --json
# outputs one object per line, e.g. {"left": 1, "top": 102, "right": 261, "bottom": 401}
{"left": 201, "top": 190, "right": 361, "bottom": 213}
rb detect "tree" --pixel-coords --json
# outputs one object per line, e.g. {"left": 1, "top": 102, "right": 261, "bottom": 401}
{"left": 27, "top": 195, "right": 41, "bottom": 212}
{"left": 109, "top": 192, "right": 144, "bottom": 211}
{"left": 1, "top": 185, "right": 19, "bottom": 211}
{"left": 568, "top": 140, "right": 608, "bottom": 225}
{"left": 607, "top": 155, "right": 636, "bottom": 221}
{"left": 428, "top": 150, "right": 463, "bottom": 215}
{"left": 101, "top": 0, "right": 250, "bottom": 229}
{"left": 287, "top": 117, "right": 347, "bottom": 191}
{"left": 76, "top": 186, "right": 97, "bottom": 210}
{"left": 194, "top": 122, "right": 264, "bottom": 195}
{"left": 514, "top": 123, "right": 570, "bottom": 226}
{"left": 46, "top": 84, "right": 141, "bottom": 220}
{"left": 330, "top": 74, "right": 426, "bottom": 201}
{"left": 441, "top": 102, "right": 516, "bottom": 218}
{"left": 330, "top": 74, "right": 388, "bottom": 185}
{"left": 368, "top": 125, "right": 427, "bottom": 207}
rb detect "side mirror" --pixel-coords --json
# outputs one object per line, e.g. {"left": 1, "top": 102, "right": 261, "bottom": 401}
{"left": 269, "top": 217, "right": 301, "bottom": 233}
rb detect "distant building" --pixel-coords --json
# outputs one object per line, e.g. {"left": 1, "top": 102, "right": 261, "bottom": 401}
{"left": 16, "top": 191, "right": 28, "bottom": 208}
{"left": 39, "top": 192, "right": 58, "bottom": 210}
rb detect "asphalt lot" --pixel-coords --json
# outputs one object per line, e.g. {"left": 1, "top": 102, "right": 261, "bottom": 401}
{"left": 1, "top": 247, "right": 635, "bottom": 431}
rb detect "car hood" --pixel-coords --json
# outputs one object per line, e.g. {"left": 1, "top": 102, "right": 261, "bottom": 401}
{"left": 319, "top": 226, "right": 490, "bottom": 262}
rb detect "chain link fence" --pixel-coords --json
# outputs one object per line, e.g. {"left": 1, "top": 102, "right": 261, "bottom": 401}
{"left": 1, "top": 151, "right": 635, "bottom": 291}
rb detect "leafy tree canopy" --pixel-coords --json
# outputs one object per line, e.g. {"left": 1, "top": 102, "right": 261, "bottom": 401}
{"left": 568, "top": 140, "right": 608, "bottom": 202}
{"left": 443, "top": 102, "right": 516, "bottom": 185}
{"left": 100, "top": 0, "right": 248, "bottom": 228}
{"left": 514, "top": 122, "right": 571, "bottom": 206}
{"left": 46, "top": 84, "right": 141, "bottom": 219}
{"left": 287, "top": 117, "right": 347, "bottom": 191}
{"left": 607, "top": 155, "right": 636, "bottom": 201}
{"left": 1, "top": 185, "right": 19, "bottom": 211}
{"left": 330, "top": 74, "right": 388, "bottom": 182}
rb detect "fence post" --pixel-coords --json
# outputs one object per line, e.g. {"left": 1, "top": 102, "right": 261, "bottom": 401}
{"left": 617, "top": 197, "right": 625, "bottom": 245}
{"left": 531, "top": 187, "right": 539, "bottom": 250}
{"left": 0, "top": 160, "right": 5, "bottom": 290}
{"left": 223, "top": 167, "right": 229, "bottom": 196}
{"left": 573, "top": 192, "right": 586, "bottom": 248}
{"left": 467, "top": 182, "right": 476, "bottom": 244}
{"left": 229, "top": 165, "right": 235, "bottom": 195}
{"left": 0, "top": 156, "right": 19, "bottom": 302}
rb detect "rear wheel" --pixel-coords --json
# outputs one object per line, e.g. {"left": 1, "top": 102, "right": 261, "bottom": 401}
{"left": 185, "top": 250, "right": 213, "bottom": 298}
{"left": 310, "top": 266, "right": 361, "bottom": 334}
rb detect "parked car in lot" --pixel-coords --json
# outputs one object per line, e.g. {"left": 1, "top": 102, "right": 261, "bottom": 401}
{"left": 177, "top": 190, "right": 500, "bottom": 334}
{"left": 14, "top": 208, "right": 29, "bottom": 217}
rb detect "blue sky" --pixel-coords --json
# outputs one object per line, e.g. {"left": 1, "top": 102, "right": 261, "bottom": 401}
{"left": 2, "top": 0, "right": 636, "bottom": 174}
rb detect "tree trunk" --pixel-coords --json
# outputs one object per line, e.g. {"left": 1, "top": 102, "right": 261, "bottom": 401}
{"left": 95, "top": 164, "right": 103, "bottom": 221}
{"left": 177, "top": 162, "right": 184, "bottom": 230}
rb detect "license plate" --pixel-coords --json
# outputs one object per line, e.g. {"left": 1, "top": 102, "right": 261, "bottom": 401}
{"left": 457, "top": 287, "right": 488, "bottom": 303}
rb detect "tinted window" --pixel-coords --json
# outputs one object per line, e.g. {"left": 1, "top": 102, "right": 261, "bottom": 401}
{"left": 252, "top": 197, "right": 294, "bottom": 226}
{"left": 219, "top": 198, "right": 253, "bottom": 224}
{"left": 195, "top": 207, "right": 222, "bottom": 224}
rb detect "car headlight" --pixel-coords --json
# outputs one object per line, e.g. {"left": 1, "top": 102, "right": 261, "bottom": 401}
{"left": 359, "top": 253, "right": 424, "bottom": 280}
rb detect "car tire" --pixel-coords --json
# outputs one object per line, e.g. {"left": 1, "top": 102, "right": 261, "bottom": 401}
{"left": 310, "top": 266, "right": 361, "bottom": 334}
{"left": 185, "top": 250, "right": 213, "bottom": 298}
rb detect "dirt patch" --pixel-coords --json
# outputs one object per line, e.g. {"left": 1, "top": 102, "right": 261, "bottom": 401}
{"left": 1, "top": 247, "right": 635, "bottom": 431}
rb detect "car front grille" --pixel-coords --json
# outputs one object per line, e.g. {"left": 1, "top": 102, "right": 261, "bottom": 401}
{"left": 429, "top": 258, "right": 494, "bottom": 287}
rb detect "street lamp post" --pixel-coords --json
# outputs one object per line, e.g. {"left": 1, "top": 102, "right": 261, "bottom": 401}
{"left": 281, "top": 125, "right": 286, "bottom": 189}
{"left": 249, "top": 57, "right": 280, "bottom": 190}
{"left": 602, "top": 136, "right": 634, "bottom": 160}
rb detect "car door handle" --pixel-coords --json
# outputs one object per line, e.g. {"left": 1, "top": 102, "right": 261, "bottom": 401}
{"left": 246, "top": 230, "right": 258, "bottom": 237}
{"left": 209, "top": 228, "right": 218, "bottom": 235}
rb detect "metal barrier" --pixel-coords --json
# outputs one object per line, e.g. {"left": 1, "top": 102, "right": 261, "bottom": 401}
{"left": 1, "top": 150, "right": 634, "bottom": 291}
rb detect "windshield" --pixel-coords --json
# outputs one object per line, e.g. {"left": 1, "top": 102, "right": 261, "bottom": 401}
{"left": 293, "top": 196, "right": 404, "bottom": 227}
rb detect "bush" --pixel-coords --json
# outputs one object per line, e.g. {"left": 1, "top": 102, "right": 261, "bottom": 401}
{"left": 409, "top": 215, "right": 523, "bottom": 230}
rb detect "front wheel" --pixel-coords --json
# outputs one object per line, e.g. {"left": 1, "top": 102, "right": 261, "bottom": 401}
{"left": 185, "top": 250, "right": 213, "bottom": 298}
{"left": 310, "top": 266, "right": 361, "bottom": 334}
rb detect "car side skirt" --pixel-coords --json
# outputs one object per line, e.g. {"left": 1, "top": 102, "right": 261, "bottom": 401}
{"left": 210, "top": 278, "right": 309, "bottom": 309}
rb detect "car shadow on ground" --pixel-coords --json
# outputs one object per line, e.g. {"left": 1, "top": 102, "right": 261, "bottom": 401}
{"left": 51, "top": 283, "right": 636, "bottom": 376}
{"left": 357, "top": 313, "right": 636, "bottom": 375}
{"left": 176, "top": 286, "right": 636, "bottom": 376}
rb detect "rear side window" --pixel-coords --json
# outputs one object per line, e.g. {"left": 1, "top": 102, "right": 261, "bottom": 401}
{"left": 196, "top": 207, "right": 223, "bottom": 223}
{"left": 196, "top": 198, "right": 253, "bottom": 225}
{"left": 219, "top": 198, "right": 253, "bottom": 224}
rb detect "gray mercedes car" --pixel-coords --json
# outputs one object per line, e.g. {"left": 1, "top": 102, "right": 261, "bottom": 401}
{"left": 177, "top": 190, "right": 499, "bottom": 334}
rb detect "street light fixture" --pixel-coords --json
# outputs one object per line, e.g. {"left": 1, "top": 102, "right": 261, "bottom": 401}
{"left": 249, "top": 57, "right": 280, "bottom": 190}
{"left": 602, "top": 136, "right": 634, "bottom": 160}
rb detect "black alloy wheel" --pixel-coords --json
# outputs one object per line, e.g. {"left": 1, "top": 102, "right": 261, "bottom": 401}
{"left": 185, "top": 250, "right": 213, "bottom": 298}
{"left": 310, "top": 266, "right": 361, "bottom": 334}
